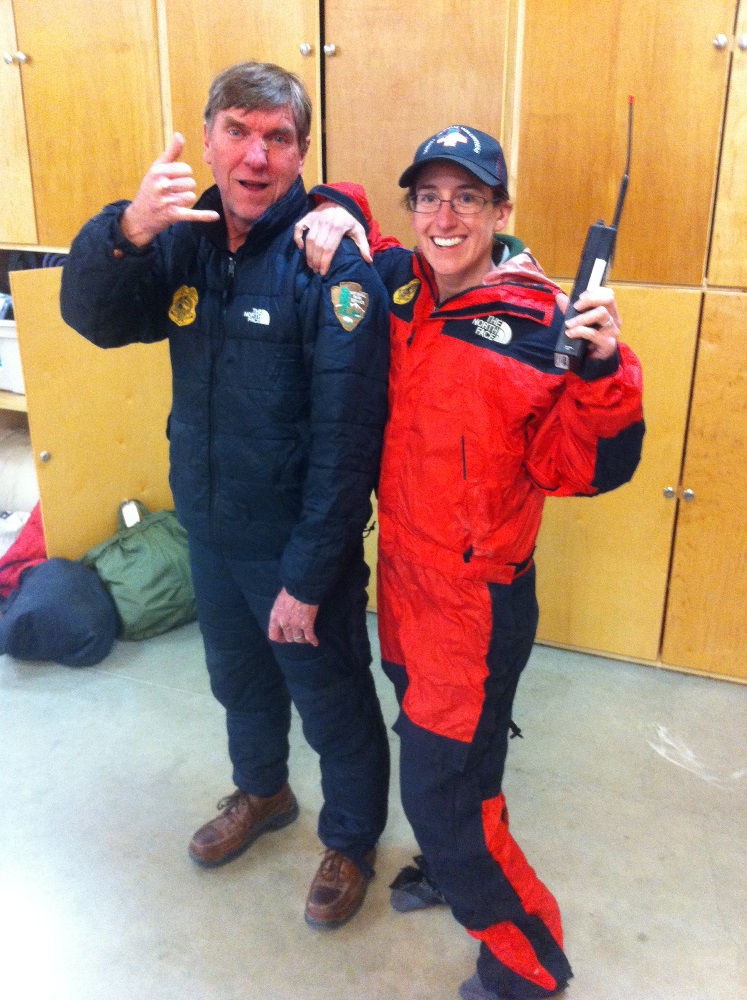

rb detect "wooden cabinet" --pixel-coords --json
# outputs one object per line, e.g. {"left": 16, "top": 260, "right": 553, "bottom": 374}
{"left": 163, "top": 0, "right": 322, "bottom": 194}
{"left": 515, "top": 0, "right": 736, "bottom": 287}
{"left": 687, "top": 13, "right": 747, "bottom": 665}
{"left": 0, "top": 0, "right": 36, "bottom": 244}
{"left": 535, "top": 286, "right": 700, "bottom": 662}
{"left": 661, "top": 292, "right": 747, "bottom": 678}
{"left": 324, "top": 0, "right": 521, "bottom": 249}
{"left": 708, "top": 1, "right": 747, "bottom": 288}
{"left": 1, "top": 0, "right": 163, "bottom": 248}
{"left": 10, "top": 267, "right": 173, "bottom": 559}
{"left": 525, "top": 1, "right": 747, "bottom": 680}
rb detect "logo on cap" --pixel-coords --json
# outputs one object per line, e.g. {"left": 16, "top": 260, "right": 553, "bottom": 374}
{"left": 437, "top": 128, "right": 470, "bottom": 149}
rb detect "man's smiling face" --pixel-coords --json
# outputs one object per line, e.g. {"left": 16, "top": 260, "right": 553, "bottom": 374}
{"left": 203, "top": 104, "right": 309, "bottom": 250}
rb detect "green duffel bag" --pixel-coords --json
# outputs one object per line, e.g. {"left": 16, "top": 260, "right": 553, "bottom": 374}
{"left": 82, "top": 500, "right": 196, "bottom": 641}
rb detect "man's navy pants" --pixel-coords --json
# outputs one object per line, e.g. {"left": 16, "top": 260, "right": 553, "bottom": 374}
{"left": 188, "top": 536, "right": 390, "bottom": 870}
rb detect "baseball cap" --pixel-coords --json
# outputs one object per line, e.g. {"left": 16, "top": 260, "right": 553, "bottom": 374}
{"left": 398, "top": 125, "right": 508, "bottom": 189}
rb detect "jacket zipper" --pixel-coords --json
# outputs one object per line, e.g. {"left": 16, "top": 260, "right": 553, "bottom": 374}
{"left": 462, "top": 435, "right": 473, "bottom": 563}
{"left": 209, "top": 254, "right": 235, "bottom": 537}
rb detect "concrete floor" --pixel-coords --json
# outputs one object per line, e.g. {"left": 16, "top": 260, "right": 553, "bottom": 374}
{"left": 1, "top": 614, "right": 745, "bottom": 1000}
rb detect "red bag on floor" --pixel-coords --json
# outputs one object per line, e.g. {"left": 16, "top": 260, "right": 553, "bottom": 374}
{"left": 0, "top": 502, "right": 47, "bottom": 600}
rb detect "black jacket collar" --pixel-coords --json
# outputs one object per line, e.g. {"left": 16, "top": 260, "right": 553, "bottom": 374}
{"left": 194, "top": 177, "right": 309, "bottom": 254}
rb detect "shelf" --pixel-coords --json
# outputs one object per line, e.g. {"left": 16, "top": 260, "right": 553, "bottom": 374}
{"left": 0, "top": 389, "right": 27, "bottom": 412}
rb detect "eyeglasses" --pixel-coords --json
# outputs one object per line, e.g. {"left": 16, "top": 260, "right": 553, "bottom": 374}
{"left": 407, "top": 191, "right": 496, "bottom": 216}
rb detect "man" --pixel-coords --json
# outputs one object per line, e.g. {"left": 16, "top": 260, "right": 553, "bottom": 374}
{"left": 60, "top": 62, "right": 391, "bottom": 929}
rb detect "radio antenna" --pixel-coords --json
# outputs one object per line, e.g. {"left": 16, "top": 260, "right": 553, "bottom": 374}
{"left": 553, "top": 96, "right": 636, "bottom": 372}
{"left": 611, "top": 95, "right": 634, "bottom": 230}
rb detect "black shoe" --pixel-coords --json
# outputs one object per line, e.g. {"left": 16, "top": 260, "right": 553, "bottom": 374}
{"left": 389, "top": 855, "right": 447, "bottom": 912}
{"left": 460, "top": 973, "right": 568, "bottom": 1000}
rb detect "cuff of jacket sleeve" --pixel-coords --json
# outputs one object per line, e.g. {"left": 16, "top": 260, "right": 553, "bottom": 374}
{"left": 308, "top": 185, "right": 370, "bottom": 234}
{"left": 111, "top": 205, "right": 155, "bottom": 258}
{"left": 577, "top": 344, "right": 620, "bottom": 382}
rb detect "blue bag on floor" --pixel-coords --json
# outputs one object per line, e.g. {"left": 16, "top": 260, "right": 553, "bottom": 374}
{"left": 0, "top": 557, "right": 120, "bottom": 666}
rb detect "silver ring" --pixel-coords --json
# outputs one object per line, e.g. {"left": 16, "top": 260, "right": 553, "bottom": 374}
{"left": 293, "top": 634, "right": 304, "bottom": 642}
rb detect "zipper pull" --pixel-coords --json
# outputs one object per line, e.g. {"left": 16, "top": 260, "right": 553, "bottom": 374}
{"left": 223, "top": 256, "right": 235, "bottom": 306}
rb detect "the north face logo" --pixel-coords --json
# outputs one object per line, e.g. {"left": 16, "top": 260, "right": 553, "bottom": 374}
{"left": 472, "top": 316, "right": 512, "bottom": 345}
{"left": 244, "top": 308, "right": 270, "bottom": 325}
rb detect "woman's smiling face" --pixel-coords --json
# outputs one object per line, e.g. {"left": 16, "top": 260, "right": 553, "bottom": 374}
{"left": 409, "top": 162, "right": 511, "bottom": 301}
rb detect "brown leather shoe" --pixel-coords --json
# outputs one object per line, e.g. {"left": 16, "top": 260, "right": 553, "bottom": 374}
{"left": 188, "top": 783, "right": 299, "bottom": 867}
{"left": 304, "top": 848, "right": 376, "bottom": 929}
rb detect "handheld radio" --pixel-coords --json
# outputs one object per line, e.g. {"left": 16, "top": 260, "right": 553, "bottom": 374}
{"left": 553, "top": 96, "right": 634, "bottom": 372}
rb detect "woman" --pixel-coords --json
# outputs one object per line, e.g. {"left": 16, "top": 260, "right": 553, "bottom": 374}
{"left": 300, "top": 125, "right": 644, "bottom": 1000}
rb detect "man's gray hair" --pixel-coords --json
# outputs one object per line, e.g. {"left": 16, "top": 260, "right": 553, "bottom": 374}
{"left": 204, "top": 62, "right": 312, "bottom": 145}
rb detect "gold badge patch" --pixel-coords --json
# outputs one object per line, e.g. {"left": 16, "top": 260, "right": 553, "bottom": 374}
{"left": 168, "top": 285, "right": 198, "bottom": 327}
{"left": 393, "top": 279, "right": 421, "bottom": 306}
{"left": 331, "top": 282, "right": 369, "bottom": 331}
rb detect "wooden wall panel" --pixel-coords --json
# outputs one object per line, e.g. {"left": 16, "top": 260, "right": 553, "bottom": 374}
{"left": 325, "top": 0, "right": 515, "bottom": 248}
{"left": 708, "top": 1, "right": 747, "bottom": 288}
{"left": 10, "top": 267, "right": 173, "bottom": 559}
{"left": 12, "top": 0, "right": 163, "bottom": 247}
{"left": 535, "top": 285, "right": 701, "bottom": 661}
{"left": 662, "top": 291, "right": 747, "bottom": 679}
{"left": 0, "top": 0, "right": 36, "bottom": 244}
{"left": 515, "top": 0, "right": 735, "bottom": 286}
{"left": 164, "top": 0, "right": 321, "bottom": 197}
